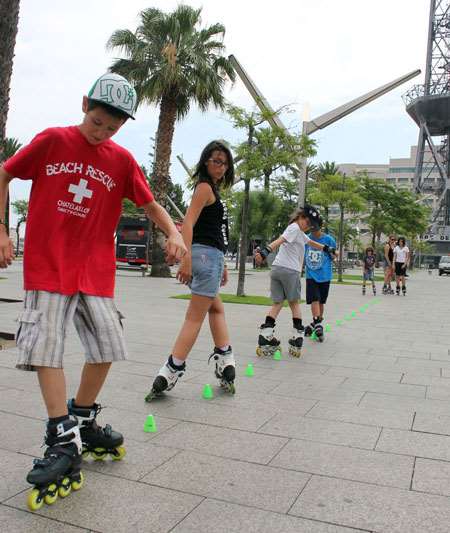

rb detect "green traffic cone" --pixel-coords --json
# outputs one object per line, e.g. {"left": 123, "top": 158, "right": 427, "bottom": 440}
{"left": 143, "top": 414, "right": 157, "bottom": 433}
{"left": 325, "top": 324, "right": 331, "bottom": 332}
{"left": 359, "top": 306, "right": 365, "bottom": 312}
{"left": 273, "top": 350, "right": 282, "bottom": 360}
{"left": 311, "top": 331, "right": 317, "bottom": 340}
{"left": 245, "top": 363, "right": 254, "bottom": 377}
{"left": 351, "top": 311, "right": 356, "bottom": 318}
{"left": 202, "top": 384, "right": 214, "bottom": 399}
{"left": 336, "top": 319, "right": 343, "bottom": 326}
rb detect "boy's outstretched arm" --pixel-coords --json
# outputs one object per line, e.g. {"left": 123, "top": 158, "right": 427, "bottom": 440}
{"left": 255, "top": 236, "right": 286, "bottom": 265}
{"left": 0, "top": 167, "right": 15, "bottom": 268}
{"left": 142, "top": 201, "right": 187, "bottom": 264}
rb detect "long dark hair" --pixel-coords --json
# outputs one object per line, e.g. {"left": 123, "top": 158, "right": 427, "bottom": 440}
{"left": 397, "top": 237, "right": 406, "bottom": 247}
{"left": 193, "top": 140, "right": 235, "bottom": 191}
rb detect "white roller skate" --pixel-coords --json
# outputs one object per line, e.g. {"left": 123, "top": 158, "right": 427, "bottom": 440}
{"left": 145, "top": 356, "right": 186, "bottom": 401}
{"left": 313, "top": 319, "right": 324, "bottom": 343}
{"left": 256, "top": 323, "right": 281, "bottom": 357}
{"left": 208, "top": 346, "right": 236, "bottom": 394}
{"left": 288, "top": 327, "right": 305, "bottom": 357}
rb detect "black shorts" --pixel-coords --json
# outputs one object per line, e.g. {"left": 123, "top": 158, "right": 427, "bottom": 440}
{"left": 306, "top": 278, "right": 331, "bottom": 305}
{"left": 395, "top": 262, "right": 406, "bottom": 276}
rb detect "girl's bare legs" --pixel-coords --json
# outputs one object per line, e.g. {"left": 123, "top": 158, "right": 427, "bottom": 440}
{"left": 172, "top": 294, "right": 213, "bottom": 360}
{"left": 208, "top": 296, "right": 230, "bottom": 348}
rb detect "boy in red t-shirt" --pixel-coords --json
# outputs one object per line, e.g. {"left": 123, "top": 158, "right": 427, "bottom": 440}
{"left": 0, "top": 73, "right": 186, "bottom": 510}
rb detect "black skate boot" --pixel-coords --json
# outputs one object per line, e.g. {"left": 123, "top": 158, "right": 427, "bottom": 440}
{"left": 372, "top": 284, "right": 376, "bottom": 296}
{"left": 382, "top": 284, "right": 387, "bottom": 295}
{"left": 402, "top": 285, "right": 406, "bottom": 296}
{"left": 362, "top": 286, "right": 366, "bottom": 295}
{"left": 396, "top": 285, "right": 400, "bottom": 296}
{"left": 208, "top": 346, "right": 236, "bottom": 394}
{"left": 68, "top": 399, "right": 125, "bottom": 461}
{"left": 145, "top": 355, "right": 185, "bottom": 402}
{"left": 313, "top": 317, "right": 324, "bottom": 343}
{"left": 304, "top": 323, "right": 314, "bottom": 337}
{"left": 288, "top": 326, "right": 305, "bottom": 357}
{"left": 26, "top": 416, "right": 83, "bottom": 511}
{"left": 256, "top": 323, "right": 281, "bottom": 357}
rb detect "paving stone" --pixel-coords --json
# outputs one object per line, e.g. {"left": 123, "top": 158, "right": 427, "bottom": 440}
{"left": 306, "top": 402, "right": 413, "bottom": 430}
{"left": 338, "top": 377, "right": 426, "bottom": 398}
{"left": 171, "top": 498, "right": 365, "bottom": 533}
{"left": 270, "top": 438, "right": 414, "bottom": 488}
{"left": 359, "top": 392, "right": 450, "bottom": 414}
{"left": 413, "top": 458, "right": 450, "bottom": 496}
{"left": 325, "top": 366, "right": 403, "bottom": 382}
{"left": 144, "top": 450, "right": 310, "bottom": 513}
{"left": 0, "top": 505, "right": 87, "bottom": 532}
{"left": 0, "top": 449, "right": 36, "bottom": 501}
{"left": 290, "top": 475, "right": 450, "bottom": 532}
{"left": 5, "top": 470, "right": 202, "bottom": 533}
{"left": 412, "top": 412, "right": 450, "bottom": 436}
{"left": 0, "top": 412, "right": 44, "bottom": 453}
{"left": 376, "top": 427, "right": 450, "bottom": 461}
{"left": 258, "top": 412, "right": 380, "bottom": 449}
{"left": 149, "top": 421, "right": 288, "bottom": 464}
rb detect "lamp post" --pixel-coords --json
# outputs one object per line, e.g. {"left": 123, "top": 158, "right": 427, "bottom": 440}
{"left": 338, "top": 173, "right": 346, "bottom": 283}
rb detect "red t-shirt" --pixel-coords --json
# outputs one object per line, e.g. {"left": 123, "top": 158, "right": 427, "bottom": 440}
{"left": 4, "top": 126, "right": 154, "bottom": 297}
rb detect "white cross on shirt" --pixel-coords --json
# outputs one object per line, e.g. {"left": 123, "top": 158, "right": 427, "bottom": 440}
{"left": 68, "top": 179, "right": 93, "bottom": 204}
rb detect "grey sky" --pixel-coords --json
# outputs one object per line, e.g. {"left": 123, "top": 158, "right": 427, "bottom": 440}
{"left": 6, "top": 0, "right": 429, "bottom": 222}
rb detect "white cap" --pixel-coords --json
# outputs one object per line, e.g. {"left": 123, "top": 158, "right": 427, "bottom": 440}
{"left": 88, "top": 73, "right": 137, "bottom": 119}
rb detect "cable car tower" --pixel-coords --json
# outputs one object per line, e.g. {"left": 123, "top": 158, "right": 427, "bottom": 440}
{"left": 403, "top": 0, "right": 450, "bottom": 249}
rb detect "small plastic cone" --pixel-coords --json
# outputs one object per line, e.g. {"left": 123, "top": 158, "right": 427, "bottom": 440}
{"left": 311, "top": 331, "right": 317, "bottom": 340}
{"left": 325, "top": 324, "right": 331, "bottom": 332}
{"left": 273, "top": 350, "right": 281, "bottom": 360}
{"left": 359, "top": 306, "right": 365, "bottom": 312}
{"left": 245, "top": 363, "right": 254, "bottom": 377}
{"left": 351, "top": 311, "right": 356, "bottom": 317}
{"left": 202, "top": 384, "right": 214, "bottom": 399}
{"left": 143, "top": 414, "right": 157, "bottom": 433}
{"left": 336, "top": 319, "right": 342, "bottom": 326}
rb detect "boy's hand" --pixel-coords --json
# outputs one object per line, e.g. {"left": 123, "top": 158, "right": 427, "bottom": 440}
{"left": 0, "top": 231, "right": 14, "bottom": 268}
{"left": 176, "top": 255, "right": 192, "bottom": 285}
{"left": 255, "top": 252, "right": 264, "bottom": 266}
{"left": 165, "top": 232, "right": 187, "bottom": 264}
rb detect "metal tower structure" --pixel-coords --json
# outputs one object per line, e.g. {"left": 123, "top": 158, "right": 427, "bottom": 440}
{"left": 403, "top": 0, "right": 450, "bottom": 248}
{"left": 229, "top": 55, "right": 419, "bottom": 206}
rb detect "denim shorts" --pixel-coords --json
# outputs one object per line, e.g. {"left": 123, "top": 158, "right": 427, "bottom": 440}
{"left": 363, "top": 269, "right": 374, "bottom": 281}
{"left": 190, "top": 244, "right": 224, "bottom": 297}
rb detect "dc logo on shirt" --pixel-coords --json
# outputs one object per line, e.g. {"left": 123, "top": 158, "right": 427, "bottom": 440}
{"left": 306, "top": 249, "right": 323, "bottom": 270}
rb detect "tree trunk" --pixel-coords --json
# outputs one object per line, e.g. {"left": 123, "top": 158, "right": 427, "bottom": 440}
{"left": 263, "top": 169, "right": 271, "bottom": 192}
{"left": 0, "top": 0, "right": 20, "bottom": 232}
{"left": 337, "top": 205, "right": 345, "bottom": 283}
{"left": 236, "top": 178, "right": 250, "bottom": 296}
{"left": 150, "top": 90, "right": 178, "bottom": 277}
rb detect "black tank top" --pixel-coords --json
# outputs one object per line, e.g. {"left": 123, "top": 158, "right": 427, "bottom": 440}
{"left": 386, "top": 243, "right": 393, "bottom": 261}
{"left": 192, "top": 185, "right": 229, "bottom": 253}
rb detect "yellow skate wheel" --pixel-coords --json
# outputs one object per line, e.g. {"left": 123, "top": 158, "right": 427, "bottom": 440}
{"left": 58, "top": 477, "right": 72, "bottom": 498}
{"left": 27, "top": 489, "right": 44, "bottom": 511}
{"left": 111, "top": 446, "right": 126, "bottom": 461}
{"left": 71, "top": 471, "right": 84, "bottom": 491}
{"left": 82, "top": 447, "right": 90, "bottom": 458}
{"left": 92, "top": 448, "right": 107, "bottom": 461}
{"left": 44, "top": 484, "right": 58, "bottom": 505}
{"left": 256, "top": 347, "right": 263, "bottom": 357}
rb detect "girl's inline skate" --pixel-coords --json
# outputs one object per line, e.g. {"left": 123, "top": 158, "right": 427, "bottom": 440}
{"left": 208, "top": 346, "right": 236, "bottom": 394}
{"left": 145, "top": 355, "right": 185, "bottom": 401}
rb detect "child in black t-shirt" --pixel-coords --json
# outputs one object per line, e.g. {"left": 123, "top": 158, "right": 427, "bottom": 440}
{"left": 362, "top": 246, "right": 376, "bottom": 295}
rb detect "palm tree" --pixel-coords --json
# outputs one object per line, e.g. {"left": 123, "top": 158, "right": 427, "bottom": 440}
{"left": 107, "top": 5, "right": 235, "bottom": 276}
{"left": 0, "top": 0, "right": 21, "bottom": 232}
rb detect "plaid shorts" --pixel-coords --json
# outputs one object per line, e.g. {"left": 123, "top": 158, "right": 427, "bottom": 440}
{"left": 16, "top": 291, "right": 128, "bottom": 371}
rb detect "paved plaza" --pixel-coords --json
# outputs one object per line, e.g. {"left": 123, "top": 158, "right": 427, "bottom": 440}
{"left": 1, "top": 263, "right": 450, "bottom": 532}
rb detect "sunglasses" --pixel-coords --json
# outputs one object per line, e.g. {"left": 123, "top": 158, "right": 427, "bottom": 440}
{"left": 208, "top": 158, "right": 228, "bottom": 167}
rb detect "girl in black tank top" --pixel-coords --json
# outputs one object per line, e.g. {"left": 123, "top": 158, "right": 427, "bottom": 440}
{"left": 148, "top": 141, "right": 238, "bottom": 399}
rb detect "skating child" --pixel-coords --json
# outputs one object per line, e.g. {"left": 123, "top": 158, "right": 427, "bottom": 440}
{"left": 303, "top": 226, "right": 336, "bottom": 342}
{"left": 255, "top": 205, "right": 335, "bottom": 357}
{"left": 362, "top": 246, "right": 376, "bottom": 296}
{"left": 393, "top": 237, "right": 409, "bottom": 295}
{"left": 0, "top": 72, "right": 186, "bottom": 510}
{"left": 146, "top": 141, "right": 236, "bottom": 400}
{"left": 382, "top": 235, "right": 396, "bottom": 294}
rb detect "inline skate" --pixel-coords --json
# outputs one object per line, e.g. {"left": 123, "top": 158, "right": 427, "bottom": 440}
{"left": 208, "top": 346, "right": 236, "bottom": 394}
{"left": 145, "top": 355, "right": 185, "bottom": 401}
{"left": 256, "top": 323, "right": 281, "bottom": 357}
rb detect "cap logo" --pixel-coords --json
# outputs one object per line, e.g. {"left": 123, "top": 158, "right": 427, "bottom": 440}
{"left": 98, "top": 78, "right": 135, "bottom": 113}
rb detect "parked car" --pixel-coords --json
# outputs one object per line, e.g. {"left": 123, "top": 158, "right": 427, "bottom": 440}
{"left": 438, "top": 255, "right": 450, "bottom": 276}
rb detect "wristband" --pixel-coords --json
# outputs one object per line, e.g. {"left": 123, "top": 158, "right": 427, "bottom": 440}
{"left": 259, "top": 245, "right": 272, "bottom": 259}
